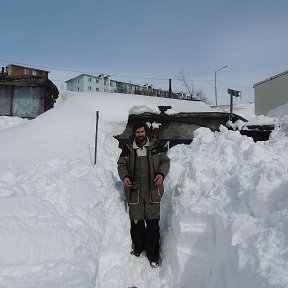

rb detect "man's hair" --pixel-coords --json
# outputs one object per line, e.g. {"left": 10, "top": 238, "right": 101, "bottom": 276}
{"left": 132, "top": 121, "right": 150, "bottom": 136}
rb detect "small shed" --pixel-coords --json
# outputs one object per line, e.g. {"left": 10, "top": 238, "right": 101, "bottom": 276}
{"left": 0, "top": 73, "right": 58, "bottom": 118}
{"left": 115, "top": 106, "right": 273, "bottom": 148}
{"left": 115, "top": 110, "right": 247, "bottom": 149}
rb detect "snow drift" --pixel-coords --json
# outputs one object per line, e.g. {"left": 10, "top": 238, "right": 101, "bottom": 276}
{"left": 0, "top": 91, "right": 287, "bottom": 288}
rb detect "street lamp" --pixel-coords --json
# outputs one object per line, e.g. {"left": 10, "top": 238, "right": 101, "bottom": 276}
{"left": 214, "top": 65, "right": 228, "bottom": 106}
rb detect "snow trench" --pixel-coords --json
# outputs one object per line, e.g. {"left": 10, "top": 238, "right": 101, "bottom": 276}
{"left": 160, "top": 189, "right": 239, "bottom": 288}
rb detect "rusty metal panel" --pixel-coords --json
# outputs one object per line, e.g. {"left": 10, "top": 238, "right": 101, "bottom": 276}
{"left": 0, "top": 86, "right": 12, "bottom": 115}
{"left": 115, "top": 112, "right": 248, "bottom": 149}
{"left": 13, "top": 87, "right": 45, "bottom": 118}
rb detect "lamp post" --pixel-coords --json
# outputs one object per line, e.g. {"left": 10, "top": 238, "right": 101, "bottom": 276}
{"left": 214, "top": 65, "right": 228, "bottom": 106}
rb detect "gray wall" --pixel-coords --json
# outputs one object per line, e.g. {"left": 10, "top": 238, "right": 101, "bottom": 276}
{"left": 0, "top": 86, "right": 46, "bottom": 118}
{"left": 13, "top": 87, "right": 45, "bottom": 117}
{"left": 255, "top": 72, "right": 288, "bottom": 115}
{"left": 0, "top": 87, "right": 11, "bottom": 115}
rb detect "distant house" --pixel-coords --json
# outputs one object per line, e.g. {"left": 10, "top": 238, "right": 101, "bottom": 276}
{"left": 254, "top": 70, "right": 288, "bottom": 115}
{"left": 65, "top": 74, "right": 171, "bottom": 98}
{"left": 5, "top": 64, "right": 49, "bottom": 78}
{"left": 0, "top": 65, "right": 58, "bottom": 118}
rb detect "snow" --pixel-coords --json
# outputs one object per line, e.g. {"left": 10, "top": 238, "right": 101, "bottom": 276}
{"left": 0, "top": 116, "right": 28, "bottom": 130}
{"left": 0, "top": 91, "right": 287, "bottom": 288}
{"left": 267, "top": 101, "right": 288, "bottom": 118}
{"left": 216, "top": 102, "right": 280, "bottom": 128}
{"left": 214, "top": 102, "right": 256, "bottom": 119}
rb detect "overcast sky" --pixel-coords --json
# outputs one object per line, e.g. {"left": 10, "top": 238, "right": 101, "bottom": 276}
{"left": 1, "top": 0, "right": 288, "bottom": 105}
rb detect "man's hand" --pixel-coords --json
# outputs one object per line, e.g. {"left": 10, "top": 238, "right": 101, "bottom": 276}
{"left": 154, "top": 174, "right": 163, "bottom": 186}
{"left": 123, "top": 177, "right": 132, "bottom": 187}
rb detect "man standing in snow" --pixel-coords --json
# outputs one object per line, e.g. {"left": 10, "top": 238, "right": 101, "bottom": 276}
{"left": 117, "top": 122, "right": 170, "bottom": 268}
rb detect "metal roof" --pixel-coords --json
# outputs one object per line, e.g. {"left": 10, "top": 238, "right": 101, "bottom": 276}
{"left": 253, "top": 69, "right": 288, "bottom": 88}
{"left": 6, "top": 64, "right": 50, "bottom": 73}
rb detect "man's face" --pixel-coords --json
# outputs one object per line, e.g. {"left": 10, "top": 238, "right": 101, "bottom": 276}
{"left": 135, "top": 127, "right": 146, "bottom": 142}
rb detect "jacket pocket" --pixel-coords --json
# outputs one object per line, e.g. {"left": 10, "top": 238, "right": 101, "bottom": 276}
{"left": 150, "top": 184, "right": 164, "bottom": 203}
{"left": 128, "top": 188, "right": 140, "bottom": 205}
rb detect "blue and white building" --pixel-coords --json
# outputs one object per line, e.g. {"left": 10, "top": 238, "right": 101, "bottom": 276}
{"left": 66, "top": 74, "right": 116, "bottom": 93}
{"left": 65, "top": 74, "right": 170, "bottom": 97}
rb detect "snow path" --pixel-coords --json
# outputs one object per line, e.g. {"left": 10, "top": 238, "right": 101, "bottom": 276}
{"left": 93, "top": 126, "right": 172, "bottom": 288}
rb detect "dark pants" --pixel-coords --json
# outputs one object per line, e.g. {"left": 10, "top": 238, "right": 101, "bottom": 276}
{"left": 130, "top": 219, "right": 160, "bottom": 261}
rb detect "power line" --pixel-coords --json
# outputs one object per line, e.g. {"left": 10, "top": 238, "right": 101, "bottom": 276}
{"left": 217, "top": 80, "right": 253, "bottom": 89}
{"left": 0, "top": 59, "right": 97, "bottom": 75}
{"left": 172, "top": 78, "right": 214, "bottom": 82}
{"left": 0, "top": 59, "right": 213, "bottom": 83}
{"left": 0, "top": 59, "right": 168, "bottom": 80}
{"left": 0, "top": 59, "right": 253, "bottom": 88}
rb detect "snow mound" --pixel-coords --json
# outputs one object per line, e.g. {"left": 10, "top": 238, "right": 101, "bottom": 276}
{"left": 267, "top": 101, "right": 288, "bottom": 118}
{"left": 0, "top": 116, "right": 28, "bottom": 130}
{"left": 0, "top": 91, "right": 287, "bottom": 287}
{"left": 0, "top": 195, "right": 75, "bottom": 266}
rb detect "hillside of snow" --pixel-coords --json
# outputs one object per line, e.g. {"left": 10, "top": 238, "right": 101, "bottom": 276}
{"left": 0, "top": 92, "right": 287, "bottom": 288}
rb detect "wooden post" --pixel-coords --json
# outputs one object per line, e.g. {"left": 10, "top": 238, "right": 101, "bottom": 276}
{"left": 94, "top": 111, "right": 99, "bottom": 165}
{"left": 229, "top": 94, "right": 233, "bottom": 121}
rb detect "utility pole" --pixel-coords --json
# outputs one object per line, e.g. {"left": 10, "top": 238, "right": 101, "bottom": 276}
{"left": 214, "top": 65, "right": 228, "bottom": 106}
{"left": 169, "top": 78, "right": 172, "bottom": 98}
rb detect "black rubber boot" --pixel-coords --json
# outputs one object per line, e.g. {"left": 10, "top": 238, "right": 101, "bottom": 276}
{"left": 130, "top": 219, "right": 145, "bottom": 256}
{"left": 145, "top": 219, "right": 160, "bottom": 265}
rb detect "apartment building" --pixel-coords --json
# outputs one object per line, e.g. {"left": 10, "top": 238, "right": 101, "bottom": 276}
{"left": 66, "top": 74, "right": 115, "bottom": 92}
{"left": 65, "top": 74, "right": 170, "bottom": 97}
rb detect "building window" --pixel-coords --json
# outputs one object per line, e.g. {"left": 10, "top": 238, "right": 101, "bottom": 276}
{"left": 78, "top": 87, "right": 79, "bottom": 91}
{"left": 104, "top": 80, "right": 107, "bottom": 85}
{"left": 88, "top": 86, "right": 92, "bottom": 91}
{"left": 96, "top": 88, "right": 99, "bottom": 91}
{"left": 78, "top": 79, "right": 79, "bottom": 83}
{"left": 88, "top": 78, "right": 92, "bottom": 82}
{"left": 32, "top": 70, "right": 37, "bottom": 76}
{"left": 24, "top": 69, "right": 29, "bottom": 75}
{"left": 96, "top": 79, "right": 99, "bottom": 83}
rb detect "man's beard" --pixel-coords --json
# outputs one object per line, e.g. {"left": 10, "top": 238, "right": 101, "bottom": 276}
{"left": 135, "top": 136, "right": 146, "bottom": 146}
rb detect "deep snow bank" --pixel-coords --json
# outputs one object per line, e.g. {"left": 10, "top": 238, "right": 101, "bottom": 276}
{"left": 0, "top": 92, "right": 287, "bottom": 288}
{"left": 0, "top": 91, "right": 212, "bottom": 172}
{"left": 162, "top": 123, "right": 288, "bottom": 287}
{"left": 0, "top": 92, "right": 213, "bottom": 287}
{"left": 267, "top": 102, "right": 288, "bottom": 118}
{"left": 0, "top": 116, "right": 28, "bottom": 130}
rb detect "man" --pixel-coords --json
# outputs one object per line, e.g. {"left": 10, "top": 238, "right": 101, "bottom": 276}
{"left": 117, "top": 122, "right": 170, "bottom": 268}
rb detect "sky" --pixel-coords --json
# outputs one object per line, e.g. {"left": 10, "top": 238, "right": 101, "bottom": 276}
{"left": 1, "top": 0, "right": 288, "bottom": 105}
